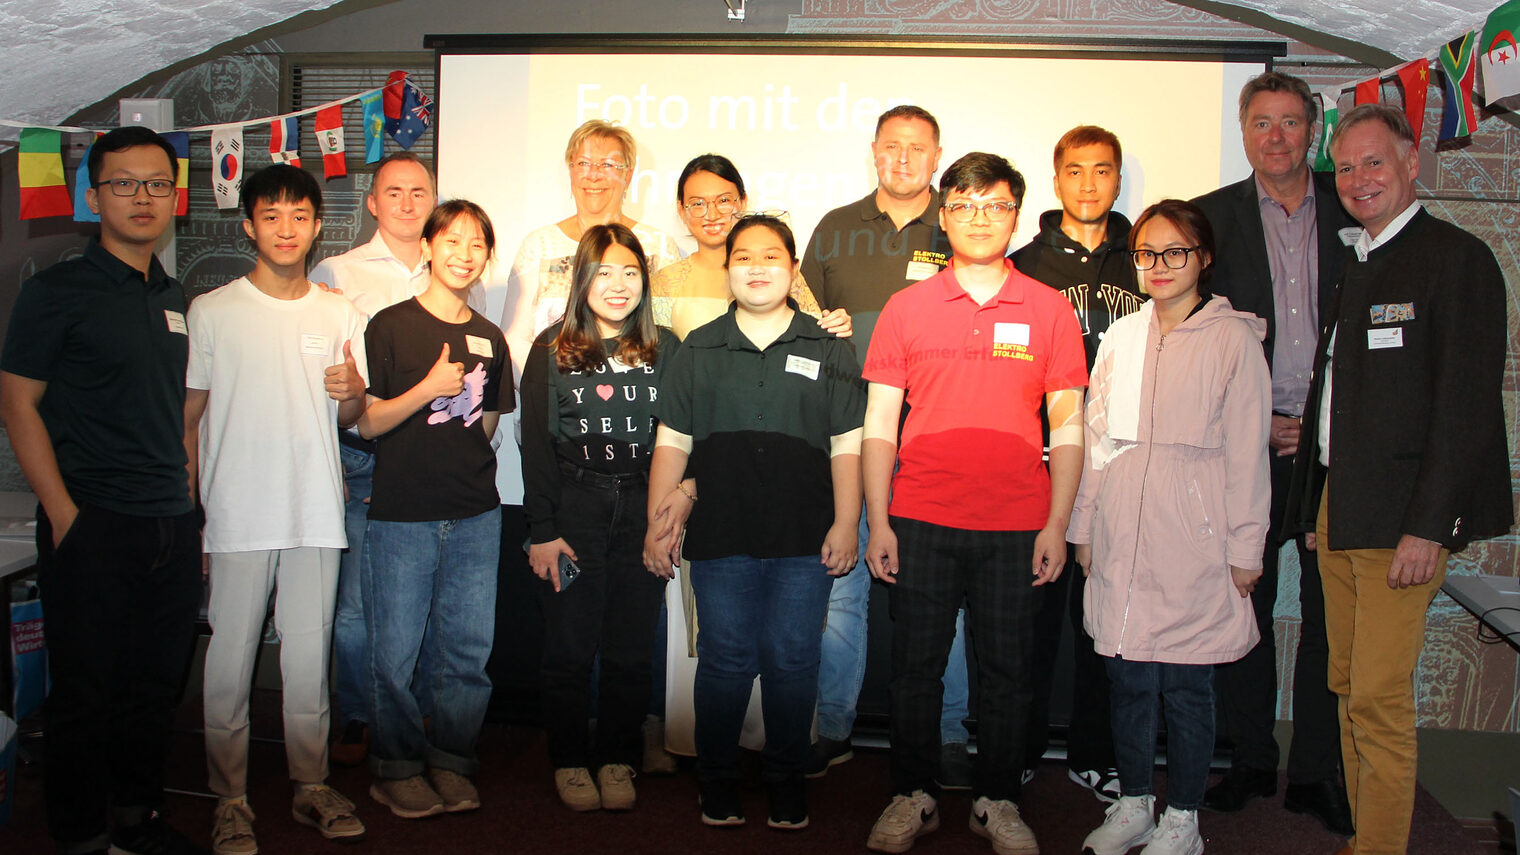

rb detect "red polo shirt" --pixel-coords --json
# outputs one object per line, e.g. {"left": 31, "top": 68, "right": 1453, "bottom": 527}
{"left": 864, "top": 262, "right": 1087, "bottom": 531}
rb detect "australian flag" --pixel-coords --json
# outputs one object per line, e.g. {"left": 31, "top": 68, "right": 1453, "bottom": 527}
{"left": 392, "top": 79, "right": 434, "bottom": 150}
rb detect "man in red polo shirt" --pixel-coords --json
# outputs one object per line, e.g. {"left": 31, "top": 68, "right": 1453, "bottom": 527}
{"left": 861, "top": 152, "right": 1087, "bottom": 855}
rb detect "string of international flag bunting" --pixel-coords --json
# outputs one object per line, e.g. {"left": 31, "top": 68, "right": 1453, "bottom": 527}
{"left": 9, "top": 71, "right": 433, "bottom": 222}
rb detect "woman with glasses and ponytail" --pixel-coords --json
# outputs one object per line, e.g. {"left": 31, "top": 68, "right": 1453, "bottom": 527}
{"left": 1069, "top": 198, "right": 1272, "bottom": 855}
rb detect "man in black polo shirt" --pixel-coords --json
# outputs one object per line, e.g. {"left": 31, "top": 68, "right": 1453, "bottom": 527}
{"left": 798, "top": 105, "right": 970, "bottom": 784}
{"left": 0, "top": 126, "right": 204, "bottom": 855}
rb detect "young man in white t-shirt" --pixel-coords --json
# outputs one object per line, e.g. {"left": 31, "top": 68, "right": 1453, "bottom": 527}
{"left": 184, "top": 165, "right": 370, "bottom": 855}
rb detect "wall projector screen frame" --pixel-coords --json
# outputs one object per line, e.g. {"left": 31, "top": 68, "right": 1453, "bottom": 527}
{"left": 427, "top": 34, "right": 1280, "bottom": 500}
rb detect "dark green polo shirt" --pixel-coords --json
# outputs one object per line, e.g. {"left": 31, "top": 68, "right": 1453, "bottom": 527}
{"left": 0, "top": 240, "right": 193, "bottom": 516}
{"left": 658, "top": 302, "right": 865, "bottom": 561}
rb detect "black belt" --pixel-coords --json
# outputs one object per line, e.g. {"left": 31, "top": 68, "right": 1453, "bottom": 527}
{"left": 558, "top": 460, "right": 648, "bottom": 490}
{"left": 338, "top": 431, "right": 378, "bottom": 455}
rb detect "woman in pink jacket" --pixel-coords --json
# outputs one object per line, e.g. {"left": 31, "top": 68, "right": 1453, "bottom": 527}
{"left": 1068, "top": 199, "right": 1271, "bottom": 855}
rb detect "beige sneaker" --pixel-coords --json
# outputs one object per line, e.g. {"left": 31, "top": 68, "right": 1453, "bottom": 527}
{"left": 554, "top": 767, "right": 601, "bottom": 812}
{"left": 598, "top": 763, "right": 637, "bottom": 811}
{"left": 429, "top": 768, "right": 481, "bottom": 813}
{"left": 867, "top": 790, "right": 940, "bottom": 853}
{"left": 292, "top": 784, "right": 365, "bottom": 841}
{"left": 642, "top": 715, "right": 678, "bottom": 775}
{"left": 211, "top": 799, "right": 257, "bottom": 855}
{"left": 369, "top": 775, "right": 445, "bottom": 819}
{"left": 969, "top": 796, "right": 1040, "bottom": 855}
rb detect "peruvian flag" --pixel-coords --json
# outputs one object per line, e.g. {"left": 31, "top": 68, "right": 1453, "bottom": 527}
{"left": 314, "top": 105, "right": 347, "bottom": 180}
{"left": 270, "top": 117, "right": 301, "bottom": 166}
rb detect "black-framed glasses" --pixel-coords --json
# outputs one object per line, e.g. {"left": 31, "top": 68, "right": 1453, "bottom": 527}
{"left": 682, "top": 195, "right": 741, "bottom": 218}
{"left": 943, "top": 201, "right": 1018, "bottom": 223}
{"left": 1131, "top": 247, "right": 1203, "bottom": 270}
{"left": 96, "top": 178, "right": 176, "bottom": 198}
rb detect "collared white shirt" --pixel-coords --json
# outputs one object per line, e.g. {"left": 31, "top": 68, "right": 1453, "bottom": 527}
{"left": 310, "top": 231, "right": 487, "bottom": 319}
{"left": 1318, "top": 201, "right": 1423, "bottom": 466}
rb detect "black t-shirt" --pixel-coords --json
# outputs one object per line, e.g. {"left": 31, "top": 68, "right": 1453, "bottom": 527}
{"left": 519, "top": 323, "right": 679, "bottom": 542}
{"left": 658, "top": 303, "right": 865, "bottom": 561}
{"left": 0, "top": 241, "right": 192, "bottom": 516}
{"left": 364, "top": 298, "right": 513, "bottom": 521}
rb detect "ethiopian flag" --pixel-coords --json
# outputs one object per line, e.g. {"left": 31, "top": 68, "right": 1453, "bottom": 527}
{"left": 18, "top": 128, "right": 73, "bottom": 220}
{"left": 163, "top": 132, "right": 190, "bottom": 216}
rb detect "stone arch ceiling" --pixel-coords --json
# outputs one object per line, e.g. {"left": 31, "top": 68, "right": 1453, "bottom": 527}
{"left": 0, "top": 0, "right": 1501, "bottom": 128}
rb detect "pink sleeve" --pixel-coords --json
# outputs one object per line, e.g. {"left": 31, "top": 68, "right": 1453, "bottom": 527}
{"left": 1222, "top": 325, "right": 1272, "bottom": 571}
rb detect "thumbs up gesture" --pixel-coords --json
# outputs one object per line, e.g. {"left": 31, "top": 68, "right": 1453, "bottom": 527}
{"left": 424, "top": 342, "right": 466, "bottom": 398}
{"left": 324, "top": 339, "right": 365, "bottom": 402}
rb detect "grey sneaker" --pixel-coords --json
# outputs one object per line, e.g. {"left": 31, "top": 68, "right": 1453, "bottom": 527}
{"left": 804, "top": 736, "right": 854, "bottom": 778}
{"left": 969, "top": 796, "right": 1039, "bottom": 855}
{"left": 428, "top": 769, "right": 481, "bottom": 813}
{"left": 1082, "top": 794, "right": 1156, "bottom": 855}
{"left": 554, "top": 767, "right": 601, "bottom": 812}
{"left": 291, "top": 784, "right": 365, "bottom": 841}
{"left": 369, "top": 775, "right": 445, "bottom": 819}
{"left": 211, "top": 800, "right": 257, "bottom": 855}
{"left": 937, "top": 742, "right": 974, "bottom": 791}
{"left": 598, "top": 763, "right": 636, "bottom": 811}
{"left": 866, "top": 790, "right": 940, "bottom": 853}
{"left": 642, "top": 715, "right": 678, "bottom": 775}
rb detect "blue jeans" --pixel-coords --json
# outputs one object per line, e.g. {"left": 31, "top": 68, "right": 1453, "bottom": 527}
{"left": 335, "top": 444, "right": 373, "bottom": 727}
{"left": 691, "top": 553, "right": 833, "bottom": 785}
{"left": 816, "top": 512, "right": 971, "bottom": 744}
{"left": 364, "top": 507, "right": 501, "bottom": 779}
{"left": 1105, "top": 656, "right": 1215, "bottom": 811}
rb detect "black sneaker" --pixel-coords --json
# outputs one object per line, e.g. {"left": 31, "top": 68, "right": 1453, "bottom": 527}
{"left": 935, "top": 742, "right": 973, "bottom": 791}
{"left": 803, "top": 736, "right": 854, "bottom": 779}
{"left": 699, "top": 781, "right": 746, "bottom": 828}
{"left": 111, "top": 812, "right": 209, "bottom": 855}
{"left": 766, "top": 778, "right": 809, "bottom": 830}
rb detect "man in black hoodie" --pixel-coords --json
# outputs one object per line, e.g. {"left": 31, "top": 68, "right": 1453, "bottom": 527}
{"left": 1011, "top": 125, "right": 1140, "bottom": 801}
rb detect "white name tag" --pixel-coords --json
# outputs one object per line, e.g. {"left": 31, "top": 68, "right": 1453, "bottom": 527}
{"left": 785, "top": 354, "right": 821, "bottom": 381}
{"left": 300, "top": 333, "right": 330, "bottom": 356}
{"left": 1367, "top": 327, "right": 1403, "bottom": 350}
{"left": 906, "top": 260, "right": 941, "bottom": 281}
{"left": 164, "top": 310, "right": 187, "bottom": 335}
{"left": 994, "top": 322, "right": 1030, "bottom": 346}
{"left": 466, "top": 334, "right": 493, "bottom": 358}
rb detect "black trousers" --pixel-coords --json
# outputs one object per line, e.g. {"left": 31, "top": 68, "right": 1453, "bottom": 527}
{"left": 537, "top": 471, "right": 665, "bottom": 770}
{"left": 1213, "top": 451, "right": 1340, "bottom": 784}
{"left": 888, "top": 518, "right": 1038, "bottom": 802}
{"left": 36, "top": 503, "right": 201, "bottom": 847}
{"left": 1025, "top": 548, "right": 1114, "bottom": 772}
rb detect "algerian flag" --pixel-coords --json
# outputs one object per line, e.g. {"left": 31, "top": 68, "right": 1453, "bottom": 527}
{"left": 1479, "top": 0, "right": 1520, "bottom": 102}
{"left": 1313, "top": 89, "right": 1340, "bottom": 173}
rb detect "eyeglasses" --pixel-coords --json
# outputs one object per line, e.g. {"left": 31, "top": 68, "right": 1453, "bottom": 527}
{"left": 943, "top": 201, "right": 1018, "bottom": 223}
{"left": 1131, "top": 247, "right": 1203, "bottom": 270}
{"left": 571, "top": 159, "right": 628, "bottom": 174}
{"left": 682, "top": 195, "right": 740, "bottom": 218}
{"left": 736, "top": 209, "right": 792, "bottom": 227}
{"left": 96, "top": 178, "right": 176, "bottom": 198}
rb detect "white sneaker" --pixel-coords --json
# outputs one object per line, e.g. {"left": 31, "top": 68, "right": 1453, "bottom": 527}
{"left": 1082, "top": 794, "right": 1156, "bottom": 855}
{"left": 866, "top": 790, "right": 940, "bottom": 853}
{"left": 211, "top": 799, "right": 257, "bottom": 855}
{"left": 1140, "top": 806, "right": 1203, "bottom": 855}
{"left": 969, "top": 796, "right": 1039, "bottom": 855}
{"left": 1069, "top": 767, "right": 1123, "bottom": 804}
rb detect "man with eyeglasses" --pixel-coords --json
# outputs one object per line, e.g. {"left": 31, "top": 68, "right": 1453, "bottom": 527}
{"left": 862, "top": 152, "right": 1086, "bottom": 855}
{"left": 1191, "top": 71, "right": 1355, "bottom": 835}
{"left": 796, "top": 105, "right": 970, "bottom": 788}
{"left": 0, "top": 126, "right": 207, "bottom": 855}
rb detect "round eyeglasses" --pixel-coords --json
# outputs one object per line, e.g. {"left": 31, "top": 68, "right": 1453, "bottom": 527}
{"left": 1131, "top": 247, "right": 1203, "bottom": 270}
{"left": 682, "top": 195, "right": 741, "bottom": 219}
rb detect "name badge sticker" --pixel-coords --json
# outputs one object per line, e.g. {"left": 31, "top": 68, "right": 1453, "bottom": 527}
{"left": 1367, "top": 327, "right": 1404, "bottom": 350}
{"left": 994, "top": 323, "right": 1031, "bottom": 346}
{"left": 465, "top": 334, "right": 493, "bottom": 358}
{"left": 164, "top": 310, "right": 187, "bottom": 335}
{"left": 300, "top": 333, "right": 330, "bottom": 356}
{"left": 785, "top": 354, "right": 821, "bottom": 381}
{"left": 906, "top": 260, "right": 941, "bottom": 281}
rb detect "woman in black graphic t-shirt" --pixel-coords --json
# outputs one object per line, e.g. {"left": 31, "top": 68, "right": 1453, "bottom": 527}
{"left": 520, "top": 224, "right": 678, "bottom": 813}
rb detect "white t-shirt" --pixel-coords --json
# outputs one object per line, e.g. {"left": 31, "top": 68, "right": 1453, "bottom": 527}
{"left": 187, "top": 277, "right": 369, "bottom": 552}
{"left": 311, "top": 231, "right": 486, "bottom": 319}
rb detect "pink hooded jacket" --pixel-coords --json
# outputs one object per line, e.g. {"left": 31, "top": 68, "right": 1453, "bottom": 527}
{"left": 1068, "top": 294, "right": 1271, "bottom": 665}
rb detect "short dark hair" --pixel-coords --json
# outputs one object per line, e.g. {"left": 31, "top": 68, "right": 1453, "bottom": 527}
{"left": 939, "top": 152, "right": 1026, "bottom": 208}
{"left": 1054, "top": 125, "right": 1123, "bottom": 172}
{"left": 370, "top": 151, "right": 433, "bottom": 198}
{"left": 422, "top": 199, "right": 496, "bottom": 257}
{"left": 677, "top": 153, "right": 746, "bottom": 204}
{"left": 87, "top": 126, "right": 177, "bottom": 187}
{"left": 1131, "top": 198, "right": 1217, "bottom": 297}
{"left": 1330, "top": 103, "right": 1417, "bottom": 153}
{"left": 1238, "top": 71, "right": 1317, "bottom": 126}
{"left": 725, "top": 215, "right": 797, "bottom": 267}
{"left": 240, "top": 164, "right": 323, "bottom": 221}
{"left": 875, "top": 105, "right": 940, "bottom": 144}
{"left": 555, "top": 223, "right": 659, "bottom": 372}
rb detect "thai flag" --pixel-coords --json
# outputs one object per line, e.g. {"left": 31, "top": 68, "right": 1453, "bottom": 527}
{"left": 269, "top": 116, "right": 301, "bottom": 166}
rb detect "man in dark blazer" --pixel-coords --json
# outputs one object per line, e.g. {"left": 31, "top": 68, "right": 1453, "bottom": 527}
{"left": 1285, "top": 104, "right": 1511, "bottom": 855}
{"left": 1192, "top": 70, "right": 1354, "bottom": 834}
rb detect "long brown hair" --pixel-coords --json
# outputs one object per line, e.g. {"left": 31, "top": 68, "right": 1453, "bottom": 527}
{"left": 554, "top": 223, "right": 659, "bottom": 373}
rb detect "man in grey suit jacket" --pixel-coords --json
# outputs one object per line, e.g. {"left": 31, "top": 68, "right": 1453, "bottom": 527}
{"left": 1192, "top": 71, "right": 1353, "bottom": 835}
